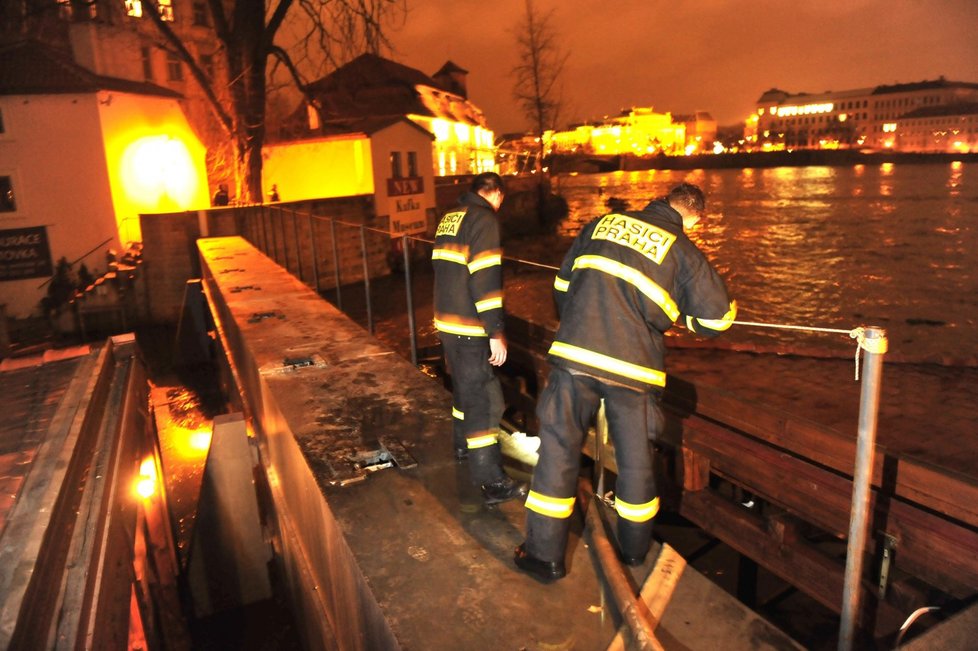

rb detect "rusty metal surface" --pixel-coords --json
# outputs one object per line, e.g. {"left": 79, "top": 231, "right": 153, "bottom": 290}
{"left": 198, "top": 235, "right": 803, "bottom": 651}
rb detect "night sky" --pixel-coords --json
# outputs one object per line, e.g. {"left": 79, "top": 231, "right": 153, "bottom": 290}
{"left": 388, "top": 0, "right": 978, "bottom": 134}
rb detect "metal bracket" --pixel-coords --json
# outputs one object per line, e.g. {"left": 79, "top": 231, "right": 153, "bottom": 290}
{"left": 248, "top": 310, "right": 285, "bottom": 323}
{"left": 322, "top": 437, "right": 417, "bottom": 487}
{"left": 878, "top": 533, "right": 898, "bottom": 599}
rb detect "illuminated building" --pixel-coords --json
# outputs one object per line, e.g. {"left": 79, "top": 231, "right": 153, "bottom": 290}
{"left": 286, "top": 54, "right": 496, "bottom": 177}
{"left": 0, "top": 41, "right": 209, "bottom": 319}
{"left": 749, "top": 78, "right": 978, "bottom": 153}
{"left": 543, "top": 107, "right": 699, "bottom": 157}
{"left": 29, "top": 0, "right": 231, "bottom": 194}
{"left": 674, "top": 112, "right": 718, "bottom": 155}
{"left": 263, "top": 116, "right": 437, "bottom": 238}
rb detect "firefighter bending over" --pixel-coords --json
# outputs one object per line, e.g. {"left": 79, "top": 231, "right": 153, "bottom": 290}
{"left": 515, "top": 182, "right": 736, "bottom": 581}
{"left": 432, "top": 172, "right": 527, "bottom": 505}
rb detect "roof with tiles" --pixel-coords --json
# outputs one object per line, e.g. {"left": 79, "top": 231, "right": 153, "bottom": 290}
{"left": 0, "top": 40, "right": 182, "bottom": 98}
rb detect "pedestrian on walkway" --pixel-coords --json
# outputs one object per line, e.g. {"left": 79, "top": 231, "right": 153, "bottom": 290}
{"left": 515, "top": 182, "right": 736, "bottom": 581}
{"left": 433, "top": 172, "right": 527, "bottom": 505}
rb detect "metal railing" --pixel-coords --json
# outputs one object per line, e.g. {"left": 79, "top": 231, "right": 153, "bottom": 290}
{"left": 233, "top": 202, "right": 888, "bottom": 649}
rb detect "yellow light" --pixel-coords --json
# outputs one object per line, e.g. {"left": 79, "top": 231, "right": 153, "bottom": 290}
{"left": 135, "top": 456, "right": 157, "bottom": 499}
{"left": 453, "top": 122, "right": 470, "bottom": 143}
{"left": 139, "top": 456, "right": 157, "bottom": 480}
{"left": 120, "top": 135, "right": 199, "bottom": 209}
{"left": 136, "top": 477, "right": 156, "bottom": 499}
{"left": 431, "top": 119, "right": 450, "bottom": 142}
{"left": 189, "top": 429, "right": 212, "bottom": 451}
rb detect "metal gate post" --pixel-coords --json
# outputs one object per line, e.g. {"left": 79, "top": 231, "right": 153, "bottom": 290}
{"left": 838, "top": 326, "right": 888, "bottom": 651}
{"left": 329, "top": 218, "right": 342, "bottom": 309}
{"left": 309, "top": 214, "right": 321, "bottom": 294}
{"left": 360, "top": 225, "right": 373, "bottom": 334}
{"left": 292, "top": 207, "right": 302, "bottom": 282}
{"left": 402, "top": 236, "right": 418, "bottom": 366}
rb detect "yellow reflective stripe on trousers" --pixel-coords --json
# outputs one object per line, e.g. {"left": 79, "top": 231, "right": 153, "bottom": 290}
{"left": 431, "top": 248, "right": 468, "bottom": 265}
{"left": 434, "top": 318, "right": 487, "bottom": 337}
{"left": 554, "top": 276, "right": 570, "bottom": 292}
{"left": 525, "top": 490, "right": 575, "bottom": 519}
{"left": 466, "top": 432, "right": 498, "bottom": 449}
{"left": 475, "top": 296, "right": 503, "bottom": 313}
{"left": 615, "top": 496, "right": 660, "bottom": 523}
{"left": 572, "top": 255, "right": 679, "bottom": 321}
{"left": 549, "top": 341, "right": 666, "bottom": 387}
{"left": 468, "top": 253, "right": 502, "bottom": 273}
{"left": 452, "top": 406, "right": 464, "bottom": 420}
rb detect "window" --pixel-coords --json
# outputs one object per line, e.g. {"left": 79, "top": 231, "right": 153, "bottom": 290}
{"left": 390, "top": 151, "right": 402, "bottom": 178}
{"left": 125, "top": 0, "right": 142, "bottom": 17}
{"left": 407, "top": 151, "right": 418, "bottom": 178}
{"left": 141, "top": 46, "right": 154, "bottom": 81}
{"left": 158, "top": 0, "right": 174, "bottom": 21}
{"left": 166, "top": 52, "right": 183, "bottom": 81}
{"left": 193, "top": 1, "right": 209, "bottom": 26}
{"left": 1, "top": 176, "right": 15, "bottom": 212}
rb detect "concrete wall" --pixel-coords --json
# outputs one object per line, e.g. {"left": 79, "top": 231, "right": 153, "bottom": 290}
{"left": 140, "top": 196, "right": 384, "bottom": 324}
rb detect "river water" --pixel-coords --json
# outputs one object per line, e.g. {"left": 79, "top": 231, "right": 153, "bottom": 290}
{"left": 551, "top": 163, "right": 978, "bottom": 364}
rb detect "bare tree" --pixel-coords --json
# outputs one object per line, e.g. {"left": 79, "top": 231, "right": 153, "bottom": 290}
{"left": 511, "top": 0, "right": 568, "bottom": 162}
{"left": 138, "top": 0, "right": 405, "bottom": 202}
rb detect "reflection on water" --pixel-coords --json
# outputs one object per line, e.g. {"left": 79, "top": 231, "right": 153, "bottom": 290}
{"left": 553, "top": 163, "right": 978, "bottom": 361}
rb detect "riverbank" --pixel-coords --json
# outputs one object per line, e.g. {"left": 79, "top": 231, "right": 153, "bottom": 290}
{"left": 549, "top": 149, "right": 978, "bottom": 174}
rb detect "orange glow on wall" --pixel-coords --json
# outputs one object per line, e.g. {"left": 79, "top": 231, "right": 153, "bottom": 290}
{"left": 120, "top": 136, "right": 200, "bottom": 209}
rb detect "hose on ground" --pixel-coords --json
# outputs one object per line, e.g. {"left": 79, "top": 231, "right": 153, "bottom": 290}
{"left": 578, "top": 478, "right": 664, "bottom": 651}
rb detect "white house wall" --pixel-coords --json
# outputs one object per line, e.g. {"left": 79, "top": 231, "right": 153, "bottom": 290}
{"left": 0, "top": 93, "right": 118, "bottom": 318}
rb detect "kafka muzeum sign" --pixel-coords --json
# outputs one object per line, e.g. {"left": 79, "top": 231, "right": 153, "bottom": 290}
{"left": 0, "top": 226, "right": 53, "bottom": 281}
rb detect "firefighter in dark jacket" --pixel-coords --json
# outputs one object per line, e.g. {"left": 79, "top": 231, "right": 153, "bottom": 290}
{"left": 515, "top": 182, "right": 736, "bottom": 581}
{"left": 433, "top": 172, "right": 527, "bottom": 505}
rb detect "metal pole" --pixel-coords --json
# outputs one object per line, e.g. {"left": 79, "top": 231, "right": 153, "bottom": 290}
{"left": 277, "top": 206, "right": 287, "bottom": 267}
{"left": 329, "top": 218, "right": 342, "bottom": 309}
{"left": 309, "top": 214, "right": 321, "bottom": 294}
{"left": 838, "top": 326, "right": 887, "bottom": 651}
{"left": 260, "top": 206, "right": 270, "bottom": 255}
{"left": 402, "top": 236, "right": 418, "bottom": 366}
{"left": 292, "top": 207, "right": 302, "bottom": 282}
{"left": 595, "top": 399, "right": 607, "bottom": 500}
{"left": 270, "top": 207, "right": 280, "bottom": 263}
{"left": 360, "top": 225, "right": 373, "bottom": 334}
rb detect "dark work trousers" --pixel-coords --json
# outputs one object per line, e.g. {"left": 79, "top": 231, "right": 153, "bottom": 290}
{"left": 441, "top": 334, "right": 506, "bottom": 485}
{"left": 525, "top": 367, "right": 657, "bottom": 563}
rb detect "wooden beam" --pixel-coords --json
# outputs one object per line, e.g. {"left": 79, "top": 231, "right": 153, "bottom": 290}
{"left": 682, "top": 414, "right": 978, "bottom": 596}
{"left": 664, "top": 382, "right": 978, "bottom": 529}
{"left": 680, "top": 489, "right": 906, "bottom": 637}
{"left": 607, "top": 544, "right": 687, "bottom": 651}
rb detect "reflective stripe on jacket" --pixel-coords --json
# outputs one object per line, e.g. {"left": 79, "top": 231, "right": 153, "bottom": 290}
{"left": 549, "top": 200, "right": 735, "bottom": 391}
{"left": 432, "top": 192, "right": 504, "bottom": 337}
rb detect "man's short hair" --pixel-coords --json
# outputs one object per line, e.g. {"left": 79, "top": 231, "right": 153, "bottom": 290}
{"left": 471, "top": 172, "right": 505, "bottom": 195}
{"left": 667, "top": 182, "right": 705, "bottom": 215}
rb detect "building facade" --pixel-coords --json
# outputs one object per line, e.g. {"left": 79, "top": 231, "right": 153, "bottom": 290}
{"left": 287, "top": 54, "right": 496, "bottom": 178}
{"left": 747, "top": 78, "right": 978, "bottom": 153}
{"left": 0, "top": 41, "right": 209, "bottom": 319}
{"left": 543, "top": 107, "right": 715, "bottom": 158}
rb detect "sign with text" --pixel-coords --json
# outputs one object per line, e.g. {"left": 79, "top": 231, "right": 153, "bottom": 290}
{"left": 0, "top": 226, "right": 54, "bottom": 281}
{"left": 387, "top": 176, "right": 424, "bottom": 197}
{"left": 386, "top": 177, "right": 427, "bottom": 236}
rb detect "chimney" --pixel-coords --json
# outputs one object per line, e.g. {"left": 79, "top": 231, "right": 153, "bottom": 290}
{"left": 433, "top": 61, "right": 468, "bottom": 99}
